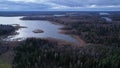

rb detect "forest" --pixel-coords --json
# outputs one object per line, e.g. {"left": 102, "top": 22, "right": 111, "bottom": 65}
{"left": 0, "top": 24, "right": 15, "bottom": 36}
{"left": 62, "top": 21, "right": 120, "bottom": 46}
{"left": 13, "top": 38, "right": 120, "bottom": 68}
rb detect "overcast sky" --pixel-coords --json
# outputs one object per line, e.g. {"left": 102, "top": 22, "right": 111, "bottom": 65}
{"left": 0, "top": 0, "right": 120, "bottom": 11}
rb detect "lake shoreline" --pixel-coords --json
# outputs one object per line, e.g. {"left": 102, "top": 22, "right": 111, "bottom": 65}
{"left": 21, "top": 16, "right": 87, "bottom": 46}
{"left": 59, "top": 27, "right": 87, "bottom": 46}
{"left": 0, "top": 24, "right": 28, "bottom": 40}
{"left": 0, "top": 17, "right": 79, "bottom": 46}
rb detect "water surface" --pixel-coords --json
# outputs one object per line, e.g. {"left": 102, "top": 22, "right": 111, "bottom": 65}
{"left": 102, "top": 17, "right": 112, "bottom": 22}
{"left": 0, "top": 17, "right": 78, "bottom": 43}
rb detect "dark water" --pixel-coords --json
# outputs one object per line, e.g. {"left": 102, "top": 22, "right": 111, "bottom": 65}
{"left": 0, "top": 17, "right": 79, "bottom": 43}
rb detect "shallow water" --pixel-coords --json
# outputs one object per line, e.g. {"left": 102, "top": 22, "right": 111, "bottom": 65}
{"left": 0, "top": 17, "right": 79, "bottom": 43}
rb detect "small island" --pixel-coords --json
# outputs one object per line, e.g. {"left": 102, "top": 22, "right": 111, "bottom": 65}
{"left": 33, "top": 29, "right": 44, "bottom": 33}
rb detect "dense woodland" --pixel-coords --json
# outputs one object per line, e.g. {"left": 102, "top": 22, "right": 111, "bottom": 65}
{"left": 62, "top": 22, "right": 120, "bottom": 46}
{"left": 0, "top": 24, "right": 15, "bottom": 36}
{"left": 13, "top": 38, "right": 120, "bottom": 68}
{"left": 47, "top": 13, "right": 120, "bottom": 46}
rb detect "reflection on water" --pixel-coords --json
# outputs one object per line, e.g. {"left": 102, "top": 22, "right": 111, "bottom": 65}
{"left": 0, "top": 17, "right": 78, "bottom": 43}
{"left": 102, "top": 17, "right": 112, "bottom": 22}
{"left": 99, "top": 12, "right": 112, "bottom": 22}
{"left": 99, "top": 12, "right": 110, "bottom": 16}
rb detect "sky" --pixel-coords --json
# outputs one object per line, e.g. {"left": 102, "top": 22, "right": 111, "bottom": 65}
{"left": 0, "top": 0, "right": 120, "bottom": 11}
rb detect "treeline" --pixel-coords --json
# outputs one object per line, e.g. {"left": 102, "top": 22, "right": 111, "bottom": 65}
{"left": 70, "top": 23, "right": 120, "bottom": 46}
{"left": 0, "top": 24, "right": 15, "bottom": 36}
{"left": 58, "top": 19, "right": 120, "bottom": 46}
{"left": 20, "top": 16, "right": 54, "bottom": 21}
{"left": 110, "top": 12, "right": 120, "bottom": 21}
{"left": 13, "top": 38, "right": 120, "bottom": 68}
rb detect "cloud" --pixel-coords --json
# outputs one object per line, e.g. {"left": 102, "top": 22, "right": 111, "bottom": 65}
{"left": 7, "top": 0, "right": 46, "bottom": 3}
{"left": 0, "top": 0, "right": 120, "bottom": 11}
